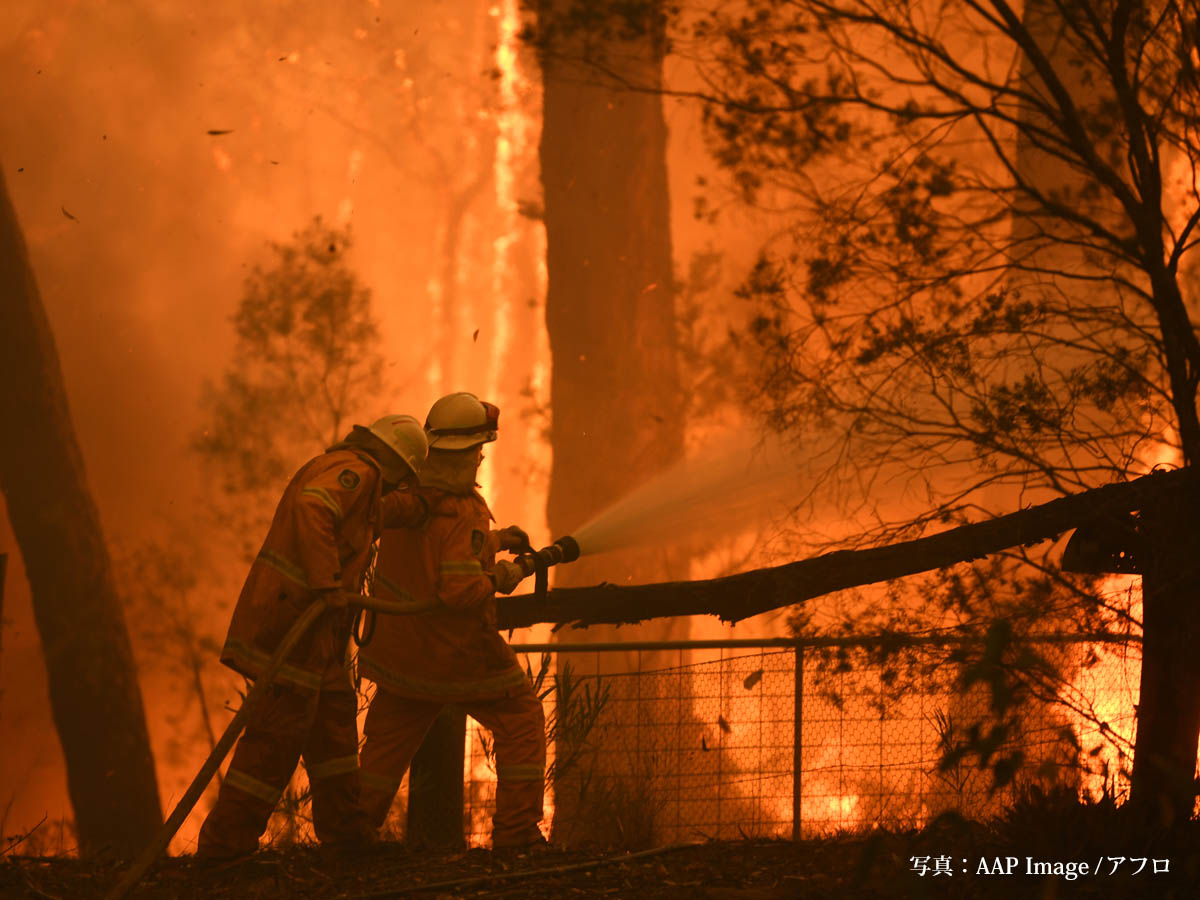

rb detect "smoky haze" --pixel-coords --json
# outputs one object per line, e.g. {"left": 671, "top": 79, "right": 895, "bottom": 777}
{"left": 0, "top": 0, "right": 774, "bottom": 853}
{"left": 0, "top": 0, "right": 548, "bottom": 852}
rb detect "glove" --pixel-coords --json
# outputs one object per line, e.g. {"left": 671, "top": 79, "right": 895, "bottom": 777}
{"left": 495, "top": 525, "right": 532, "bottom": 553}
{"left": 491, "top": 559, "right": 526, "bottom": 595}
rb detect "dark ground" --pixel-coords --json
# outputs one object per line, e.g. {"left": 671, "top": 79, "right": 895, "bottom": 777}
{"left": 4, "top": 817, "right": 1200, "bottom": 900}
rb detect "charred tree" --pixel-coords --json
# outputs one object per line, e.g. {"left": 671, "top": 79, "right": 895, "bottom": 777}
{"left": 0, "top": 168, "right": 162, "bottom": 857}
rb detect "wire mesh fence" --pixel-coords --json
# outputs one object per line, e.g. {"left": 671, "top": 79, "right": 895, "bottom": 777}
{"left": 461, "top": 634, "right": 1141, "bottom": 846}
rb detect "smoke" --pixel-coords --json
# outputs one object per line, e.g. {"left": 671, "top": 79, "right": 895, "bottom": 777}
{"left": 570, "top": 432, "right": 807, "bottom": 557}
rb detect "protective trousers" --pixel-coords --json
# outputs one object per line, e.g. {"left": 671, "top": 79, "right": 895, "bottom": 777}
{"left": 197, "top": 684, "right": 371, "bottom": 858}
{"left": 359, "top": 685, "right": 546, "bottom": 847}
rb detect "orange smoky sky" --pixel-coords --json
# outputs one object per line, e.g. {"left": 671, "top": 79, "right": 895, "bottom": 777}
{"left": 0, "top": 0, "right": 773, "bottom": 852}
{"left": 0, "top": 0, "right": 517, "bottom": 849}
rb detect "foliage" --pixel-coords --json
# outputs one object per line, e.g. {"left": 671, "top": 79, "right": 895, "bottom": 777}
{"left": 118, "top": 539, "right": 229, "bottom": 769}
{"left": 194, "top": 216, "right": 385, "bottom": 554}
{"left": 672, "top": 0, "right": 1200, "bottom": 805}
{"left": 991, "top": 781, "right": 1133, "bottom": 860}
{"left": 476, "top": 653, "right": 614, "bottom": 791}
{"left": 558, "top": 745, "right": 668, "bottom": 850}
{"left": 797, "top": 553, "right": 1140, "bottom": 799}
{"left": 521, "top": 0, "right": 680, "bottom": 59}
{"left": 681, "top": 0, "right": 1200, "bottom": 512}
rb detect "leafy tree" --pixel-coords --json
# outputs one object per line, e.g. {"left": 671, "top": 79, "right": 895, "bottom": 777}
{"left": 195, "top": 217, "right": 385, "bottom": 554}
{"left": 675, "top": 0, "right": 1200, "bottom": 825}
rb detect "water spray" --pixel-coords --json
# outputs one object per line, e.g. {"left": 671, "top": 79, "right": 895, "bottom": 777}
{"left": 503, "top": 433, "right": 806, "bottom": 595}
{"left": 564, "top": 433, "right": 804, "bottom": 558}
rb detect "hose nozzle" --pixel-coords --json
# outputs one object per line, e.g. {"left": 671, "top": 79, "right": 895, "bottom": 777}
{"left": 515, "top": 535, "right": 580, "bottom": 577}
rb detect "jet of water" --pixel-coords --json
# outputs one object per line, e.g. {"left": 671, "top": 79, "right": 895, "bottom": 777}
{"left": 569, "top": 433, "right": 804, "bottom": 557}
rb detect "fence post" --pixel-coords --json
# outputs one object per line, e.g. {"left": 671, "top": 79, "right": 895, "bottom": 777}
{"left": 792, "top": 641, "right": 803, "bottom": 841}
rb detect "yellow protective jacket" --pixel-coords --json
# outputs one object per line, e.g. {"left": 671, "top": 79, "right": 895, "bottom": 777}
{"left": 220, "top": 448, "right": 427, "bottom": 691}
{"left": 359, "top": 486, "right": 527, "bottom": 703}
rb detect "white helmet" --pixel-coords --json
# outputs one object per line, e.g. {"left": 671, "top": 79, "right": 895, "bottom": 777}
{"left": 425, "top": 392, "right": 499, "bottom": 450}
{"left": 366, "top": 414, "right": 429, "bottom": 475}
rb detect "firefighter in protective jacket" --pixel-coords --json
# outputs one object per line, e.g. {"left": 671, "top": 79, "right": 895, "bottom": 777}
{"left": 197, "top": 414, "right": 430, "bottom": 859}
{"left": 358, "top": 392, "right": 541, "bottom": 849}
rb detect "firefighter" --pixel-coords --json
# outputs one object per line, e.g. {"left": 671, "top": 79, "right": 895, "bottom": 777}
{"left": 357, "top": 392, "right": 544, "bottom": 851}
{"left": 197, "top": 414, "right": 431, "bottom": 860}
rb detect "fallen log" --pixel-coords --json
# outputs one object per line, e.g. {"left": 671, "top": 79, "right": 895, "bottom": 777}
{"left": 496, "top": 467, "right": 1191, "bottom": 630}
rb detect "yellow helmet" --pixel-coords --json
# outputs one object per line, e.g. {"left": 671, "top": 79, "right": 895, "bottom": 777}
{"left": 366, "top": 414, "right": 428, "bottom": 475}
{"left": 425, "top": 392, "right": 499, "bottom": 450}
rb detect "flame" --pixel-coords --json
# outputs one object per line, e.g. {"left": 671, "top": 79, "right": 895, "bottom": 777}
{"left": 464, "top": 0, "right": 554, "bottom": 846}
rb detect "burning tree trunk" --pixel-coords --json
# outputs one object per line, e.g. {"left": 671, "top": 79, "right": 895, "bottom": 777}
{"left": 534, "top": 0, "right": 685, "bottom": 845}
{"left": 0, "top": 168, "right": 162, "bottom": 856}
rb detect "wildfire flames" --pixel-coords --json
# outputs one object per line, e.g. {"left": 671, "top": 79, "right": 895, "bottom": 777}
{"left": 2, "top": 0, "right": 1197, "bottom": 867}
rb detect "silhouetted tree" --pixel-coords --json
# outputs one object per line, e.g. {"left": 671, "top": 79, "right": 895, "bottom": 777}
{"left": 680, "top": 0, "right": 1200, "bottom": 824}
{"left": 0, "top": 168, "right": 162, "bottom": 857}
{"left": 532, "top": 0, "right": 685, "bottom": 579}
{"left": 527, "top": 0, "right": 688, "bottom": 845}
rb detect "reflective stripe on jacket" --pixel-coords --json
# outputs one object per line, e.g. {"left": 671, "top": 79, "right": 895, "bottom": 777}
{"left": 219, "top": 449, "right": 427, "bottom": 691}
{"left": 359, "top": 487, "right": 527, "bottom": 703}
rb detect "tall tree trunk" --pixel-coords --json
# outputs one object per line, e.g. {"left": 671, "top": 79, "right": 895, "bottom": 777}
{"left": 1012, "top": 0, "right": 1200, "bottom": 824}
{"left": 0, "top": 553, "right": 6, "bottom": 721}
{"left": 1131, "top": 255, "right": 1200, "bottom": 826}
{"left": 1133, "top": 490, "right": 1200, "bottom": 826}
{"left": 0, "top": 168, "right": 162, "bottom": 857}
{"left": 536, "top": 0, "right": 685, "bottom": 845}
{"left": 405, "top": 706, "right": 467, "bottom": 848}
{"left": 539, "top": 2, "right": 683, "bottom": 565}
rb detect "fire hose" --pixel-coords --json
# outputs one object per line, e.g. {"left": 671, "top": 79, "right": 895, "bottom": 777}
{"left": 104, "top": 592, "right": 440, "bottom": 900}
{"left": 105, "top": 540, "right": 582, "bottom": 899}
